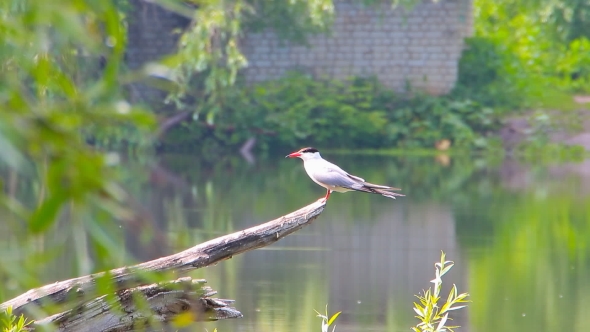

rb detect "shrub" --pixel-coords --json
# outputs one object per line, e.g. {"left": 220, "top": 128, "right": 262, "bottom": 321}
{"left": 159, "top": 73, "right": 501, "bottom": 153}
{"left": 452, "top": 37, "right": 524, "bottom": 111}
{"left": 555, "top": 37, "right": 590, "bottom": 92}
{"left": 473, "top": 0, "right": 590, "bottom": 100}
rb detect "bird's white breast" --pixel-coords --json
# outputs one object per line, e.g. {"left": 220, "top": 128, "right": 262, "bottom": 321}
{"left": 302, "top": 159, "right": 352, "bottom": 193}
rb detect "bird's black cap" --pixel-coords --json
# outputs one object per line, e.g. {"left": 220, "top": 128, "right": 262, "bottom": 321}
{"left": 299, "top": 147, "right": 319, "bottom": 153}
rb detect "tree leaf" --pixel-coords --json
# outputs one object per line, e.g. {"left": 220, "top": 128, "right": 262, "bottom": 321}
{"left": 413, "top": 304, "right": 424, "bottom": 317}
{"left": 435, "top": 313, "right": 449, "bottom": 332}
{"left": 447, "top": 305, "right": 468, "bottom": 311}
{"left": 29, "top": 193, "right": 67, "bottom": 233}
{"left": 327, "top": 311, "right": 341, "bottom": 326}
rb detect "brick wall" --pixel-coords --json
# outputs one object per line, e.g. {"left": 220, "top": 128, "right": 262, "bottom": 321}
{"left": 126, "top": 0, "right": 473, "bottom": 105}
{"left": 240, "top": 0, "right": 473, "bottom": 95}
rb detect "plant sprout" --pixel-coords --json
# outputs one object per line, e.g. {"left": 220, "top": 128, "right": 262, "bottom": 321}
{"left": 412, "top": 252, "right": 470, "bottom": 332}
{"left": 315, "top": 305, "right": 342, "bottom": 332}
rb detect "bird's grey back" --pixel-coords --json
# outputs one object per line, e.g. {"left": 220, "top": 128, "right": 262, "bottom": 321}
{"left": 304, "top": 159, "right": 365, "bottom": 189}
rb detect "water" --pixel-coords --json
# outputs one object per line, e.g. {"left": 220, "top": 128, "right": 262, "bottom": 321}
{"left": 2, "top": 153, "right": 590, "bottom": 331}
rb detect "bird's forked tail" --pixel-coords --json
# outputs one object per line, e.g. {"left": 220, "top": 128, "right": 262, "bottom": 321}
{"left": 370, "top": 188, "right": 406, "bottom": 199}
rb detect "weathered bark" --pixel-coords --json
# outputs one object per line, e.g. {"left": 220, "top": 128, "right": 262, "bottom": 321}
{"left": 36, "top": 277, "right": 241, "bottom": 332}
{"left": 1, "top": 200, "right": 326, "bottom": 330}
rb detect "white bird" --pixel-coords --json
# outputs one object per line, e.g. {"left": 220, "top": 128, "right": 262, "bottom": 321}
{"left": 286, "top": 147, "right": 405, "bottom": 201}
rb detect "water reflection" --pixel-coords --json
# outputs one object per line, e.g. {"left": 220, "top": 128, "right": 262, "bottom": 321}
{"left": 2, "top": 153, "right": 590, "bottom": 331}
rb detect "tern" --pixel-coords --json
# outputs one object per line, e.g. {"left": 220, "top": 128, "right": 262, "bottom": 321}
{"left": 286, "top": 147, "right": 405, "bottom": 201}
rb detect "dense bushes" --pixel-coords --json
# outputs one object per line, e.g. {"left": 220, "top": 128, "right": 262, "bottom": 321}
{"left": 159, "top": 73, "right": 500, "bottom": 153}
{"left": 447, "top": 0, "right": 590, "bottom": 116}
{"left": 472, "top": 0, "right": 590, "bottom": 104}
{"left": 452, "top": 37, "right": 524, "bottom": 111}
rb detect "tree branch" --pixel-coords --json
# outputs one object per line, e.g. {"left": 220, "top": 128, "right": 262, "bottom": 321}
{"left": 35, "top": 277, "right": 241, "bottom": 332}
{"left": 1, "top": 199, "right": 326, "bottom": 322}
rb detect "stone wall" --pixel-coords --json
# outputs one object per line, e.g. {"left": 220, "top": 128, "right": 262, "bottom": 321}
{"left": 240, "top": 0, "right": 473, "bottom": 95}
{"left": 125, "top": 0, "right": 473, "bottom": 104}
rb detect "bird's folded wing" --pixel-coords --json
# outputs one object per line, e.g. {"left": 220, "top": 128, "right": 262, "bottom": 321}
{"left": 347, "top": 174, "right": 401, "bottom": 191}
{"left": 311, "top": 167, "right": 359, "bottom": 188}
{"left": 311, "top": 164, "right": 401, "bottom": 191}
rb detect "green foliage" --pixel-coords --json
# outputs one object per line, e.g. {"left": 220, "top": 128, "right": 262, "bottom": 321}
{"left": 315, "top": 305, "right": 341, "bottom": 332}
{"left": 166, "top": 0, "right": 335, "bottom": 113}
{"left": 166, "top": 0, "right": 252, "bottom": 113}
{"left": 412, "top": 252, "right": 470, "bottom": 332}
{"left": 245, "top": 0, "right": 334, "bottom": 44}
{"left": 472, "top": 0, "right": 590, "bottom": 100}
{"left": 452, "top": 37, "right": 523, "bottom": 110}
{"left": 0, "top": 0, "right": 155, "bottom": 235}
{"left": 0, "top": 0, "right": 157, "bottom": 306}
{"left": 555, "top": 38, "right": 590, "bottom": 91}
{"left": 390, "top": 93, "right": 499, "bottom": 149}
{"left": 0, "top": 307, "right": 32, "bottom": 332}
{"left": 528, "top": 0, "right": 590, "bottom": 43}
{"left": 160, "top": 73, "right": 501, "bottom": 152}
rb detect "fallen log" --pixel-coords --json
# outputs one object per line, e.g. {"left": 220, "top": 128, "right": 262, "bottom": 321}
{"left": 1, "top": 199, "right": 326, "bottom": 330}
{"left": 36, "top": 277, "right": 241, "bottom": 332}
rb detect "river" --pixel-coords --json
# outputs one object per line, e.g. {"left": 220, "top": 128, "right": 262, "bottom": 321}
{"left": 2, "top": 152, "right": 590, "bottom": 331}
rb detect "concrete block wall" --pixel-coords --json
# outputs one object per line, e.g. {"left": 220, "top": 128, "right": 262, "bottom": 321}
{"left": 125, "top": 0, "right": 473, "bottom": 105}
{"left": 240, "top": 0, "right": 473, "bottom": 95}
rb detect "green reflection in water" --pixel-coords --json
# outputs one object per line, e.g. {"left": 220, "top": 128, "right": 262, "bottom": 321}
{"left": 456, "top": 193, "right": 590, "bottom": 332}
{"left": 2, "top": 153, "right": 590, "bottom": 332}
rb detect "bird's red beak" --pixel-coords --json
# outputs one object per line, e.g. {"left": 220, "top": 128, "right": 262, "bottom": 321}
{"left": 285, "top": 152, "right": 301, "bottom": 158}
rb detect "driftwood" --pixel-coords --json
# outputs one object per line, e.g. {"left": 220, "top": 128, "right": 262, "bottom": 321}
{"left": 36, "top": 277, "right": 241, "bottom": 332}
{"left": 1, "top": 200, "right": 326, "bottom": 331}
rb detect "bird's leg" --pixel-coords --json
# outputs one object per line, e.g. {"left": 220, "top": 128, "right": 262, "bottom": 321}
{"left": 318, "top": 190, "right": 332, "bottom": 203}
